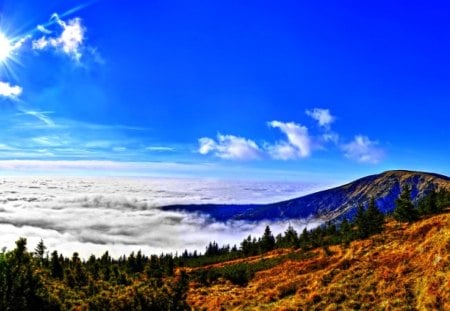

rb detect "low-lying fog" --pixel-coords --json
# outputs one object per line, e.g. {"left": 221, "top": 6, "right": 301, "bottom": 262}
{"left": 0, "top": 177, "right": 324, "bottom": 258}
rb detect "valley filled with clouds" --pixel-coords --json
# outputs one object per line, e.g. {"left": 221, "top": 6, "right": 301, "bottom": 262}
{"left": 0, "top": 177, "right": 322, "bottom": 258}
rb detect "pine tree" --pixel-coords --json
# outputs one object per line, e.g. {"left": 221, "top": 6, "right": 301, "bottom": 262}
{"left": 283, "top": 225, "right": 299, "bottom": 248}
{"left": 299, "top": 228, "right": 310, "bottom": 250}
{"left": 260, "top": 225, "right": 275, "bottom": 253}
{"left": 354, "top": 203, "right": 369, "bottom": 239}
{"left": 436, "top": 189, "right": 450, "bottom": 209}
{"left": 339, "top": 218, "right": 353, "bottom": 246}
{"left": 418, "top": 188, "right": 438, "bottom": 215}
{"left": 240, "top": 235, "right": 253, "bottom": 256}
{"left": 393, "top": 185, "right": 418, "bottom": 223}
{"left": 50, "top": 250, "right": 63, "bottom": 280}
{"left": 34, "top": 239, "right": 46, "bottom": 263}
{"left": 365, "top": 197, "right": 384, "bottom": 235}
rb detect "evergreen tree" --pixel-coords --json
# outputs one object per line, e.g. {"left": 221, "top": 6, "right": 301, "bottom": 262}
{"left": 418, "top": 188, "right": 438, "bottom": 215}
{"left": 365, "top": 197, "right": 384, "bottom": 235}
{"left": 34, "top": 239, "right": 46, "bottom": 264}
{"left": 285, "top": 225, "right": 299, "bottom": 248}
{"left": 50, "top": 251, "right": 63, "bottom": 280}
{"left": 260, "top": 226, "right": 275, "bottom": 253}
{"left": 436, "top": 189, "right": 450, "bottom": 209}
{"left": 339, "top": 218, "right": 353, "bottom": 246}
{"left": 240, "top": 235, "right": 253, "bottom": 256}
{"left": 325, "top": 221, "right": 337, "bottom": 236}
{"left": 205, "top": 241, "right": 220, "bottom": 257}
{"left": 354, "top": 203, "right": 369, "bottom": 239}
{"left": 299, "top": 228, "right": 310, "bottom": 250}
{"left": 393, "top": 185, "right": 418, "bottom": 223}
{"left": 135, "top": 250, "right": 144, "bottom": 273}
{"left": 0, "top": 239, "right": 52, "bottom": 310}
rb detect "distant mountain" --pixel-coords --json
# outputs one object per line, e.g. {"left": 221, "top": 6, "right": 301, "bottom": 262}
{"left": 162, "top": 170, "right": 450, "bottom": 221}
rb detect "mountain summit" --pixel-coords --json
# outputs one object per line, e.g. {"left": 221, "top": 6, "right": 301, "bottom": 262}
{"left": 163, "top": 170, "right": 450, "bottom": 221}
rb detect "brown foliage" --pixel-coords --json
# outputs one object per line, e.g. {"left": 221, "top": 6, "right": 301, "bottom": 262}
{"left": 188, "top": 210, "right": 450, "bottom": 310}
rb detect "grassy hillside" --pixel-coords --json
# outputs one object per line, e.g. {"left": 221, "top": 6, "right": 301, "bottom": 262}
{"left": 187, "top": 209, "right": 450, "bottom": 310}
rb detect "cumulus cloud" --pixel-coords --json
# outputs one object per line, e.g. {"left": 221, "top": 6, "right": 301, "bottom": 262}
{"left": 268, "top": 121, "right": 311, "bottom": 159}
{"left": 32, "top": 14, "right": 86, "bottom": 61}
{"left": 306, "top": 108, "right": 335, "bottom": 128}
{"left": 342, "top": 135, "right": 384, "bottom": 164}
{"left": 0, "top": 82, "right": 22, "bottom": 98}
{"left": 198, "top": 134, "right": 262, "bottom": 160}
{"left": 197, "top": 109, "right": 384, "bottom": 164}
{"left": 0, "top": 177, "right": 321, "bottom": 258}
{"left": 265, "top": 141, "right": 298, "bottom": 160}
{"left": 198, "top": 137, "right": 216, "bottom": 155}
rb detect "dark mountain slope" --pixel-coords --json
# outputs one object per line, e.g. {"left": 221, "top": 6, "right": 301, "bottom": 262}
{"left": 162, "top": 170, "right": 450, "bottom": 221}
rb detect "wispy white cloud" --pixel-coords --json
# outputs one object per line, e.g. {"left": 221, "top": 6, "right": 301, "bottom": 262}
{"left": 20, "top": 110, "right": 55, "bottom": 127}
{"left": 84, "top": 140, "right": 113, "bottom": 149}
{"left": 322, "top": 132, "right": 340, "bottom": 144}
{"left": 31, "top": 136, "right": 66, "bottom": 147}
{"left": 36, "top": 25, "right": 52, "bottom": 34}
{"left": 112, "top": 146, "right": 127, "bottom": 152}
{"left": 0, "top": 144, "right": 16, "bottom": 151}
{"left": 342, "top": 135, "right": 384, "bottom": 164}
{"left": 305, "top": 108, "right": 335, "bottom": 128}
{"left": 0, "top": 160, "right": 212, "bottom": 174}
{"left": 146, "top": 146, "right": 175, "bottom": 152}
{"left": 198, "top": 134, "right": 262, "bottom": 160}
{"left": 0, "top": 82, "right": 22, "bottom": 98}
{"left": 305, "top": 108, "right": 339, "bottom": 144}
{"left": 268, "top": 121, "right": 311, "bottom": 159}
{"left": 12, "top": 35, "right": 31, "bottom": 50}
{"left": 32, "top": 14, "right": 86, "bottom": 61}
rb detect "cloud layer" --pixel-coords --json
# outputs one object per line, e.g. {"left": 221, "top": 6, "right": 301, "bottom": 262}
{"left": 0, "top": 177, "right": 321, "bottom": 258}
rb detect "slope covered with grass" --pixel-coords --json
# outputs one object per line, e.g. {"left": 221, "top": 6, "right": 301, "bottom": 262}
{"left": 187, "top": 209, "right": 450, "bottom": 310}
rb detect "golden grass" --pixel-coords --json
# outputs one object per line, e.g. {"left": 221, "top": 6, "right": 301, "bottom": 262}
{"left": 187, "top": 210, "right": 450, "bottom": 310}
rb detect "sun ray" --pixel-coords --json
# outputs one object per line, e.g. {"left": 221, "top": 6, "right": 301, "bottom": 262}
{"left": 0, "top": 30, "right": 26, "bottom": 81}
{"left": 0, "top": 32, "right": 12, "bottom": 62}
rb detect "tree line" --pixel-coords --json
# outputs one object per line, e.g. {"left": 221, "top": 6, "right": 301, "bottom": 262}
{"left": 191, "top": 185, "right": 450, "bottom": 261}
{"left": 0, "top": 239, "right": 189, "bottom": 310}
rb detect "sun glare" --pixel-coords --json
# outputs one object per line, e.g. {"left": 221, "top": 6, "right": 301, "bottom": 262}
{"left": 0, "top": 32, "right": 12, "bottom": 62}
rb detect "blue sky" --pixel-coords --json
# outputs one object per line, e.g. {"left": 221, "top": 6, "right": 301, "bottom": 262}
{"left": 0, "top": 0, "right": 449, "bottom": 182}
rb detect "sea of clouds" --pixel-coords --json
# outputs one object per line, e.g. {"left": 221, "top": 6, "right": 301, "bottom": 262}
{"left": 0, "top": 177, "right": 324, "bottom": 258}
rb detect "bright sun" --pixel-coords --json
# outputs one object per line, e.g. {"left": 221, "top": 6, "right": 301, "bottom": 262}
{"left": 0, "top": 32, "right": 12, "bottom": 62}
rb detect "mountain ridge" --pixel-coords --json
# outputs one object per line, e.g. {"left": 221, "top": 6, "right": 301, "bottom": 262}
{"left": 162, "top": 170, "right": 450, "bottom": 222}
